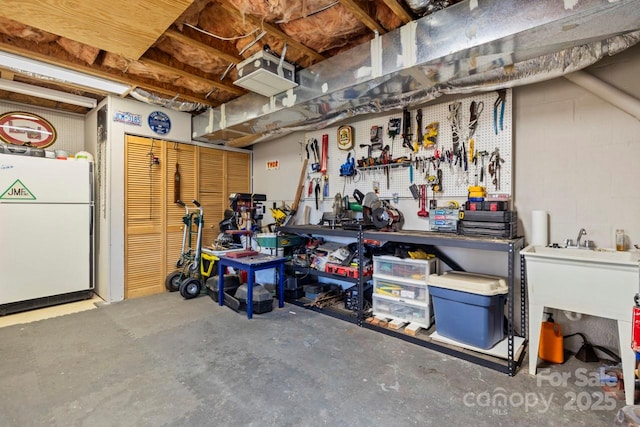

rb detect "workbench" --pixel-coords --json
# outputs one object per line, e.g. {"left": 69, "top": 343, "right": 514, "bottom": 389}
{"left": 280, "top": 224, "right": 527, "bottom": 376}
{"left": 217, "top": 254, "right": 286, "bottom": 319}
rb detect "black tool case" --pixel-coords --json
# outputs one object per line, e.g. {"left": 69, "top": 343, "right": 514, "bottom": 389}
{"left": 235, "top": 284, "right": 274, "bottom": 314}
{"left": 206, "top": 275, "right": 241, "bottom": 303}
{"left": 464, "top": 200, "right": 510, "bottom": 211}
{"left": 461, "top": 210, "right": 517, "bottom": 223}
{"left": 460, "top": 221, "right": 518, "bottom": 238}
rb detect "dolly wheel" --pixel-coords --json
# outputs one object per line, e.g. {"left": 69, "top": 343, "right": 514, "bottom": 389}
{"left": 165, "top": 270, "right": 183, "bottom": 292}
{"left": 180, "top": 278, "right": 202, "bottom": 299}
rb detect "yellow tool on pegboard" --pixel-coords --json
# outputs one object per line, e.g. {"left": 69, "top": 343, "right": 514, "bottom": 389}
{"left": 423, "top": 122, "right": 438, "bottom": 148}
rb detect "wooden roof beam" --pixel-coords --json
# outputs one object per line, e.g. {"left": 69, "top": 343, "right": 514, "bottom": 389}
{"left": 339, "top": 0, "right": 386, "bottom": 34}
{"left": 138, "top": 57, "right": 245, "bottom": 96}
{"left": 219, "top": 3, "right": 326, "bottom": 62}
{"left": 164, "top": 29, "right": 242, "bottom": 65}
{"left": 0, "top": 42, "right": 215, "bottom": 106}
{"left": 380, "top": 0, "right": 415, "bottom": 24}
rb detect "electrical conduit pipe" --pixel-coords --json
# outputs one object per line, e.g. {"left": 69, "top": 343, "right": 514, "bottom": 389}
{"left": 564, "top": 70, "right": 640, "bottom": 121}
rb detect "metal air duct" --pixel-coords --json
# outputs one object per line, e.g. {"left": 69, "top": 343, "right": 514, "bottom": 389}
{"left": 192, "top": 0, "right": 640, "bottom": 146}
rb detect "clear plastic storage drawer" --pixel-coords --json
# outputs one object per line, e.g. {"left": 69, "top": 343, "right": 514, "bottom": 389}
{"left": 373, "top": 275, "right": 430, "bottom": 304}
{"left": 372, "top": 294, "right": 432, "bottom": 328}
{"left": 373, "top": 255, "right": 437, "bottom": 281}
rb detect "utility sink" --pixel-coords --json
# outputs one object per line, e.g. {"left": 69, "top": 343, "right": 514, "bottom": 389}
{"left": 522, "top": 244, "right": 640, "bottom": 405}
{"left": 522, "top": 245, "right": 640, "bottom": 265}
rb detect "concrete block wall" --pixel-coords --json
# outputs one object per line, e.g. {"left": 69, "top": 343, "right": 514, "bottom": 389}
{"left": 514, "top": 44, "right": 640, "bottom": 354}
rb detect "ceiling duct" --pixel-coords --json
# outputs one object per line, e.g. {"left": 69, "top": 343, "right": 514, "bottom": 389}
{"left": 192, "top": 0, "right": 640, "bottom": 146}
{"left": 130, "top": 88, "right": 208, "bottom": 113}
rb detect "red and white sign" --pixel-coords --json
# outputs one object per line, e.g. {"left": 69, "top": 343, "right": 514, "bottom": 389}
{"left": 266, "top": 160, "right": 279, "bottom": 170}
{"left": 632, "top": 305, "right": 640, "bottom": 352}
{"left": 0, "top": 111, "right": 57, "bottom": 148}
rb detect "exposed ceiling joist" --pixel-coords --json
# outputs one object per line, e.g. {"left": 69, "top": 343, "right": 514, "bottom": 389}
{"left": 164, "top": 29, "right": 242, "bottom": 65}
{"left": 138, "top": 57, "right": 245, "bottom": 96}
{"left": 380, "top": 0, "right": 415, "bottom": 24}
{"left": 339, "top": 0, "right": 386, "bottom": 34}
{"left": 0, "top": 42, "right": 213, "bottom": 106}
{"left": 1, "top": 70, "right": 15, "bottom": 80}
{"left": 219, "top": 3, "right": 326, "bottom": 62}
{"left": 0, "top": 42, "right": 123, "bottom": 95}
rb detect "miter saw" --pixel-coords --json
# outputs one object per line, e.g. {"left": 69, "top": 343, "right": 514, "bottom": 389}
{"left": 361, "top": 192, "right": 404, "bottom": 231}
{"left": 319, "top": 193, "right": 358, "bottom": 228}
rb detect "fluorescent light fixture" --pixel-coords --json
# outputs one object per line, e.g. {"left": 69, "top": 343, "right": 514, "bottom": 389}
{"left": 0, "top": 51, "right": 130, "bottom": 95}
{"left": 0, "top": 78, "right": 97, "bottom": 108}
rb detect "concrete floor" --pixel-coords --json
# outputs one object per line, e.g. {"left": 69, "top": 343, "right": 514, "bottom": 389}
{"left": 0, "top": 293, "right": 632, "bottom": 426}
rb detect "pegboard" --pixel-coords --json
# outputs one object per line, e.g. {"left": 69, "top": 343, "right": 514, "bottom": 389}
{"left": 303, "top": 89, "right": 512, "bottom": 207}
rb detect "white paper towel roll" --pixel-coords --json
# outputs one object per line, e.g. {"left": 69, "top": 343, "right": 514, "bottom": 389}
{"left": 531, "top": 210, "right": 549, "bottom": 246}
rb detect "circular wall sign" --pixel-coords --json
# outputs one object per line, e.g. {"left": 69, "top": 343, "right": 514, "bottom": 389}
{"left": 0, "top": 111, "right": 57, "bottom": 148}
{"left": 148, "top": 111, "right": 171, "bottom": 135}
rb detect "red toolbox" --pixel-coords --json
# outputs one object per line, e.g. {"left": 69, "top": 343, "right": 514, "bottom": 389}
{"left": 325, "top": 263, "right": 373, "bottom": 278}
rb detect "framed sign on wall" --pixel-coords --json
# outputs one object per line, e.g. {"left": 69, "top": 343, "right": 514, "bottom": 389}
{"left": 0, "top": 111, "right": 57, "bottom": 148}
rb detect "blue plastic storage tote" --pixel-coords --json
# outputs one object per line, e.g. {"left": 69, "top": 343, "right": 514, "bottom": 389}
{"left": 428, "top": 271, "right": 507, "bottom": 349}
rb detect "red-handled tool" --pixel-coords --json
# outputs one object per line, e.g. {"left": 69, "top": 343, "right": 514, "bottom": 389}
{"left": 320, "top": 134, "right": 328, "bottom": 174}
{"left": 417, "top": 184, "right": 428, "bottom": 217}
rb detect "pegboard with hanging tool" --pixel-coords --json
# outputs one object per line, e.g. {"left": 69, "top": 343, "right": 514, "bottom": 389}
{"left": 302, "top": 89, "right": 512, "bottom": 210}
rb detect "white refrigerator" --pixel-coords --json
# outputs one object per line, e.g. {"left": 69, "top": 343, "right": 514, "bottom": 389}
{"left": 0, "top": 153, "right": 94, "bottom": 314}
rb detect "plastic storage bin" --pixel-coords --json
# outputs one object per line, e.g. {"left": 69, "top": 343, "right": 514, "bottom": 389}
{"left": 372, "top": 294, "right": 432, "bottom": 328}
{"left": 373, "top": 255, "right": 437, "bottom": 281}
{"left": 373, "top": 275, "right": 429, "bottom": 304}
{"left": 428, "top": 271, "right": 507, "bottom": 349}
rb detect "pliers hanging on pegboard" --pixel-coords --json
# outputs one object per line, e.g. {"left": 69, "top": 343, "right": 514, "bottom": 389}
{"left": 494, "top": 89, "right": 506, "bottom": 135}
{"left": 468, "top": 100, "right": 484, "bottom": 140}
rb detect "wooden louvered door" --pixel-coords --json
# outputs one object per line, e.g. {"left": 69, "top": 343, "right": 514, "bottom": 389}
{"left": 225, "top": 151, "right": 251, "bottom": 198}
{"left": 124, "top": 137, "right": 251, "bottom": 299}
{"left": 198, "top": 147, "right": 224, "bottom": 247}
{"left": 124, "top": 136, "right": 166, "bottom": 299}
{"left": 165, "top": 143, "right": 197, "bottom": 277}
{"left": 198, "top": 148, "right": 251, "bottom": 246}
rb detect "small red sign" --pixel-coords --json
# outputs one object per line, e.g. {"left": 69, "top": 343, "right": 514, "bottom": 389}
{"left": 0, "top": 111, "right": 57, "bottom": 148}
{"left": 632, "top": 305, "right": 640, "bottom": 352}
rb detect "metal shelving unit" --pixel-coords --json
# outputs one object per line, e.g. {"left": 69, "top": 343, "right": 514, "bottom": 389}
{"left": 279, "top": 225, "right": 527, "bottom": 376}
{"left": 280, "top": 225, "right": 367, "bottom": 325}
{"left": 364, "top": 230, "right": 527, "bottom": 376}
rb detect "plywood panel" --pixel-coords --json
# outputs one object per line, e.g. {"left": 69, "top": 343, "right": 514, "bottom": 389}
{"left": 0, "top": 0, "right": 194, "bottom": 59}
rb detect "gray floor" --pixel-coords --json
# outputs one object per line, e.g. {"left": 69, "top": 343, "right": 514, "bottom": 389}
{"left": 0, "top": 293, "right": 630, "bottom": 426}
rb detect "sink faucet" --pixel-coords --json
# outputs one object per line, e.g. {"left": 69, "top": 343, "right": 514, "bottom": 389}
{"left": 565, "top": 228, "right": 594, "bottom": 249}
{"left": 576, "top": 228, "right": 587, "bottom": 247}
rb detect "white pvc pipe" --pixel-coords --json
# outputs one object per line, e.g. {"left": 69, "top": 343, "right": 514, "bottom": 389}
{"left": 564, "top": 70, "right": 640, "bottom": 121}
